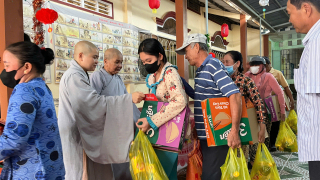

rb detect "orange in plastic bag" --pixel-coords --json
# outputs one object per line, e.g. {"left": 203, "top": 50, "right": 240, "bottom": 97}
{"left": 275, "top": 121, "right": 298, "bottom": 152}
{"left": 250, "top": 143, "right": 280, "bottom": 180}
{"left": 286, "top": 110, "right": 298, "bottom": 135}
{"left": 220, "top": 148, "right": 250, "bottom": 180}
{"left": 129, "top": 130, "right": 169, "bottom": 180}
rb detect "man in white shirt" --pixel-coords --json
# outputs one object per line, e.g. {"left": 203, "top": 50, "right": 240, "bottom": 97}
{"left": 287, "top": 0, "right": 320, "bottom": 179}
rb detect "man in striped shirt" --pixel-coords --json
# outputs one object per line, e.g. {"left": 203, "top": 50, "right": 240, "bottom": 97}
{"left": 287, "top": 0, "right": 320, "bottom": 179}
{"left": 176, "top": 34, "right": 242, "bottom": 179}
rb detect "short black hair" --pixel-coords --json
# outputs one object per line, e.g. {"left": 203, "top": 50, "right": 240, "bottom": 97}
{"left": 225, "top": 51, "right": 244, "bottom": 73}
{"left": 263, "top": 56, "right": 271, "bottom": 65}
{"left": 138, "top": 38, "right": 167, "bottom": 64}
{"left": 290, "top": 0, "right": 320, "bottom": 12}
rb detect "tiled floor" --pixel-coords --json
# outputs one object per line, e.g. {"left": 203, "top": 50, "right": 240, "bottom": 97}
{"left": 271, "top": 151, "right": 310, "bottom": 179}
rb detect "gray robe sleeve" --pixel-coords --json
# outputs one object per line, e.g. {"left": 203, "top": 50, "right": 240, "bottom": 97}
{"left": 67, "top": 73, "right": 134, "bottom": 164}
{"left": 90, "top": 71, "right": 104, "bottom": 95}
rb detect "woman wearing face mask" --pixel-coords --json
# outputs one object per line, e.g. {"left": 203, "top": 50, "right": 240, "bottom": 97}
{"left": 245, "top": 56, "right": 286, "bottom": 149}
{"left": 136, "top": 38, "right": 187, "bottom": 179}
{"left": 223, "top": 51, "right": 267, "bottom": 167}
{"left": 0, "top": 42, "right": 65, "bottom": 179}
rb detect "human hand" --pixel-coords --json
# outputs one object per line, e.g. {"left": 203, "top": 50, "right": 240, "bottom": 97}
{"left": 290, "top": 100, "right": 295, "bottom": 110}
{"left": 281, "top": 113, "right": 286, "bottom": 122}
{"left": 136, "top": 118, "right": 151, "bottom": 132}
{"left": 258, "top": 123, "right": 266, "bottom": 143}
{"left": 227, "top": 130, "right": 241, "bottom": 149}
{"left": 132, "top": 92, "right": 145, "bottom": 103}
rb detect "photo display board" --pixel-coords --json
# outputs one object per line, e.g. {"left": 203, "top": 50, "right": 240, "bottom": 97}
{"left": 23, "top": 1, "right": 143, "bottom": 84}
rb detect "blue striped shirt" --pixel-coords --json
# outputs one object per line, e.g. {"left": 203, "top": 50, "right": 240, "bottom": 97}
{"left": 294, "top": 19, "right": 320, "bottom": 162}
{"left": 194, "top": 55, "right": 240, "bottom": 139}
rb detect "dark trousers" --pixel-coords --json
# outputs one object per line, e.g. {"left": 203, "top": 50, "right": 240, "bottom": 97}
{"left": 200, "top": 140, "right": 229, "bottom": 180}
{"left": 269, "top": 121, "right": 280, "bottom": 148}
{"left": 309, "top": 161, "right": 320, "bottom": 180}
{"left": 112, "top": 163, "right": 132, "bottom": 180}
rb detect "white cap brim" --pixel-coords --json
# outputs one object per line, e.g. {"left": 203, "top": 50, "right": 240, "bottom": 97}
{"left": 175, "top": 43, "right": 190, "bottom": 55}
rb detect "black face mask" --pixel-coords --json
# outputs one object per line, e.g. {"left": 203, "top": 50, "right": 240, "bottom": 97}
{"left": 145, "top": 60, "right": 160, "bottom": 74}
{"left": 0, "top": 65, "right": 24, "bottom": 88}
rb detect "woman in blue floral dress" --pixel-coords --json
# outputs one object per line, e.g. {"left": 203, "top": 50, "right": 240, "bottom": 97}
{"left": 0, "top": 42, "right": 65, "bottom": 179}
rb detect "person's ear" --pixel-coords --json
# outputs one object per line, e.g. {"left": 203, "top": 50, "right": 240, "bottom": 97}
{"left": 236, "top": 61, "right": 241, "bottom": 67}
{"left": 79, "top": 52, "right": 84, "bottom": 62}
{"left": 24, "top": 63, "right": 32, "bottom": 74}
{"left": 158, "top": 53, "right": 163, "bottom": 64}
{"left": 302, "top": 2, "right": 312, "bottom": 17}
{"left": 195, "top": 43, "right": 200, "bottom": 53}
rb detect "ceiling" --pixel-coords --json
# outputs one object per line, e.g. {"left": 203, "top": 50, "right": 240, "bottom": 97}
{"left": 196, "top": 0, "right": 292, "bottom": 32}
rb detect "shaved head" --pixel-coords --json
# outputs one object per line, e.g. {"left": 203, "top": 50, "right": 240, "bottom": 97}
{"left": 74, "top": 41, "right": 98, "bottom": 61}
{"left": 104, "top": 48, "right": 123, "bottom": 75}
{"left": 104, "top": 48, "right": 122, "bottom": 61}
{"left": 74, "top": 41, "right": 99, "bottom": 72}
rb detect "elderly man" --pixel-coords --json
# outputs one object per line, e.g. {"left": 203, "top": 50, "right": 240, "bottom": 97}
{"left": 176, "top": 34, "right": 242, "bottom": 179}
{"left": 58, "top": 41, "right": 144, "bottom": 180}
{"left": 90, "top": 48, "right": 141, "bottom": 180}
{"left": 287, "top": 0, "right": 320, "bottom": 179}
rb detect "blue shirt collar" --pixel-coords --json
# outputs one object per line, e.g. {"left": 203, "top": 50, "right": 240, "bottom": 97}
{"left": 197, "top": 55, "right": 213, "bottom": 72}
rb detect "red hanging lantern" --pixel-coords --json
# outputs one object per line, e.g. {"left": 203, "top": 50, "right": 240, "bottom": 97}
{"left": 221, "top": 24, "right": 229, "bottom": 40}
{"left": 149, "top": 0, "right": 160, "bottom": 14}
{"left": 209, "top": 52, "right": 216, "bottom": 58}
{"left": 36, "top": 8, "right": 58, "bottom": 24}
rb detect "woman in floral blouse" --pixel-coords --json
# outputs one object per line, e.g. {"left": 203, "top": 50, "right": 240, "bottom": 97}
{"left": 222, "top": 51, "right": 267, "bottom": 167}
{"left": 136, "top": 38, "right": 187, "bottom": 179}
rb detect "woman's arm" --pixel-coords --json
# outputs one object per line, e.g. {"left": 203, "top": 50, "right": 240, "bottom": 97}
{"left": 0, "top": 85, "right": 37, "bottom": 161}
{"left": 149, "top": 67, "right": 188, "bottom": 128}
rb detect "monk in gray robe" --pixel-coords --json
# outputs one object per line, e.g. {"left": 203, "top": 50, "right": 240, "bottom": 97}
{"left": 58, "top": 41, "right": 145, "bottom": 180}
{"left": 90, "top": 48, "right": 140, "bottom": 180}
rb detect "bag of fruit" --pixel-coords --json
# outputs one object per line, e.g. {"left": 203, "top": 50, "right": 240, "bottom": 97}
{"left": 129, "top": 130, "right": 169, "bottom": 180}
{"left": 250, "top": 143, "right": 280, "bottom": 180}
{"left": 275, "top": 121, "right": 298, "bottom": 152}
{"left": 220, "top": 147, "right": 250, "bottom": 180}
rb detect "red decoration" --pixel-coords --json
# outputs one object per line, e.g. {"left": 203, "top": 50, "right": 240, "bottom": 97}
{"left": 32, "top": 0, "right": 45, "bottom": 45}
{"left": 48, "top": 27, "right": 52, "bottom": 33}
{"left": 36, "top": 8, "right": 58, "bottom": 24}
{"left": 209, "top": 52, "right": 216, "bottom": 58}
{"left": 221, "top": 24, "right": 229, "bottom": 40}
{"left": 149, "top": 0, "right": 160, "bottom": 14}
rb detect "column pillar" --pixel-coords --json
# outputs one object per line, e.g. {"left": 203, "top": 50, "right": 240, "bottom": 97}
{"left": 263, "top": 35, "right": 269, "bottom": 57}
{"left": 175, "top": 0, "right": 189, "bottom": 81}
{"left": 0, "top": 0, "right": 24, "bottom": 123}
{"left": 240, "top": 14, "right": 248, "bottom": 72}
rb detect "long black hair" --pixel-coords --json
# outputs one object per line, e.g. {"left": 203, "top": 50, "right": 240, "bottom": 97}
{"left": 225, "top": 50, "right": 244, "bottom": 73}
{"left": 6, "top": 42, "right": 54, "bottom": 74}
{"left": 138, "top": 38, "right": 167, "bottom": 63}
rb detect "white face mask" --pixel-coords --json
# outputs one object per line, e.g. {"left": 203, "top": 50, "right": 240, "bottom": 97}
{"left": 250, "top": 66, "right": 260, "bottom": 74}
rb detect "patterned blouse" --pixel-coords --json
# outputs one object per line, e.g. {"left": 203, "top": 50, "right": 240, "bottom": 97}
{"left": 0, "top": 78, "right": 65, "bottom": 180}
{"left": 146, "top": 62, "right": 188, "bottom": 128}
{"left": 231, "top": 72, "right": 267, "bottom": 124}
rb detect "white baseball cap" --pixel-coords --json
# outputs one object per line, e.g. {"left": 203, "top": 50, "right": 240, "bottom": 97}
{"left": 175, "top": 33, "right": 207, "bottom": 55}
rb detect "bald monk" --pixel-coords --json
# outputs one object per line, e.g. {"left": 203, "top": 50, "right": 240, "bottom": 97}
{"left": 90, "top": 48, "right": 140, "bottom": 180}
{"left": 58, "top": 41, "right": 145, "bottom": 180}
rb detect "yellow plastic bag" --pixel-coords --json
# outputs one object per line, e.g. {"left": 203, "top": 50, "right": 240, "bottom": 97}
{"left": 275, "top": 121, "right": 298, "bottom": 152}
{"left": 129, "top": 130, "right": 169, "bottom": 180}
{"left": 221, "top": 148, "right": 250, "bottom": 180}
{"left": 286, "top": 110, "right": 298, "bottom": 135}
{"left": 250, "top": 143, "right": 280, "bottom": 180}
